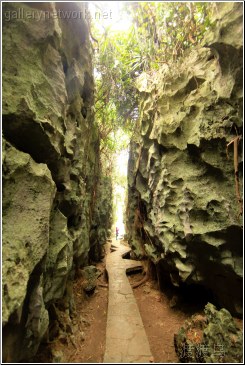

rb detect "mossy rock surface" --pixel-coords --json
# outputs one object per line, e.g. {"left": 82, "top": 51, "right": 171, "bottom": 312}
{"left": 2, "top": 2, "right": 112, "bottom": 362}
{"left": 127, "top": 2, "right": 243, "bottom": 316}
{"left": 174, "top": 303, "right": 243, "bottom": 363}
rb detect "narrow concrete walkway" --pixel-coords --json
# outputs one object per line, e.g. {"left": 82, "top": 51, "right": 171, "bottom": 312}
{"left": 103, "top": 240, "right": 153, "bottom": 363}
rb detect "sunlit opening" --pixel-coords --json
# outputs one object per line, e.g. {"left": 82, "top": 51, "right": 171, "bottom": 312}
{"left": 89, "top": 2, "right": 132, "bottom": 33}
{"left": 89, "top": 2, "right": 132, "bottom": 241}
{"left": 113, "top": 148, "right": 129, "bottom": 238}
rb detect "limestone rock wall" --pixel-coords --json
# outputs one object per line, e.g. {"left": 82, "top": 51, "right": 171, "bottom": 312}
{"left": 90, "top": 174, "right": 113, "bottom": 261}
{"left": 2, "top": 2, "right": 111, "bottom": 362}
{"left": 127, "top": 2, "right": 243, "bottom": 316}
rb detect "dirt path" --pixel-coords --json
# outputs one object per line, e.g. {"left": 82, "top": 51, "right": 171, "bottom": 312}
{"left": 31, "top": 242, "right": 194, "bottom": 363}
{"left": 31, "top": 240, "right": 243, "bottom": 364}
{"left": 67, "top": 264, "right": 108, "bottom": 363}
{"left": 31, "top": 259, "right": 108, "bottom": 363}
{"left": 128, "top": 272, "right": 190, "bottom": 363}
{"left": 32, "top": 241, "right": 243, "bottom": 363}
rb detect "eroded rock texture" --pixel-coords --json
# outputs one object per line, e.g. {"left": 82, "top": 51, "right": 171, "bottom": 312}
{"left": 174, "top": 303, "right": 243, "bottom": 363}
{"left": 127, "top": 2, "right": 243, "bottom": 316}
{"left": 2, "top": 2, "right": 111, "bottom": 361}
{"left": 90, "top": 174, "right": 113, "bottom": 261}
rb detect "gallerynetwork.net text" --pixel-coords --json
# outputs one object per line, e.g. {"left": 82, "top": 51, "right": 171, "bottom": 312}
{"left": 4, "top": 8, "right": 112, "bottom": 22}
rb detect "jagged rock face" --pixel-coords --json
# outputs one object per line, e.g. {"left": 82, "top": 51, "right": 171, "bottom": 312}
{"left": 127, "top": 2, "right": 243, "bottom": 316}
{"left": 2, "top": 2, "right": 111, "bottom": 362}
{"left": 2, "top": 141, "right": 56, "bottom": 326}
{"left": 90, "top": 175, "right": 113, "bottom": 261}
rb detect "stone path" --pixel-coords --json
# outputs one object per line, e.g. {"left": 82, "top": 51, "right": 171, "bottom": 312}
{"left": 103, "top": 240, "right": 153, "bottom": 363}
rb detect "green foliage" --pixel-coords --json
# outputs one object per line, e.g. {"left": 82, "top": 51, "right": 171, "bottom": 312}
{"left": 92, "top": 2, "right": 213, "bottom": 162}
{"left": 126, "top": 2, "right": 212, "bottom": 70}
{"left": 94, "top": 26, "right": 139, "bottom": 136}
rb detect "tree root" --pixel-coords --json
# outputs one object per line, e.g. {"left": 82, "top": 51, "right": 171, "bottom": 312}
{"left": 132, "top": 272, "right": 149, "bottom": 289}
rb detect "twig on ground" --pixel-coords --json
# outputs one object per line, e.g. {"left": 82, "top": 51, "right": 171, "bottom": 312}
{"left": 98, "top": 283, "right": 108, "bottom": 288}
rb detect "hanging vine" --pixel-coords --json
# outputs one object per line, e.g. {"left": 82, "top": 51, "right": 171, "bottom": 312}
{"left": 226, "top": 135, "right": 243, "bottom": 218}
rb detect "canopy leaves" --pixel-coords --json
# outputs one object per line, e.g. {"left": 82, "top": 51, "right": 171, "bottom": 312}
{"left": 91, "top": 2, "right": 213, "bottom": 161}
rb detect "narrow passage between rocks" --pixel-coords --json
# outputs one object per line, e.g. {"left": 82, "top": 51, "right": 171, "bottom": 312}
{"left": 2, "top": 2, "right": 243, "bottom": 364}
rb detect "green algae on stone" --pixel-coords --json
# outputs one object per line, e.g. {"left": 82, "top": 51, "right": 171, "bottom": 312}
{"left": 127, "top": 2, "right": 243, "bottom": 316}
{"left": 174, "top": 303, "right": 243, "bottom": 363}
{"left": 2, "top": 142, "right": 56, "bottom": 324}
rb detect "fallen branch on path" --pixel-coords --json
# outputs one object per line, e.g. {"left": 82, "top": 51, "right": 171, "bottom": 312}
{"left": 97, "top": 278, "right": 108, "bottom": 288}
{"left": 98, "top": 283, "right": 108, "bottom": 288}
